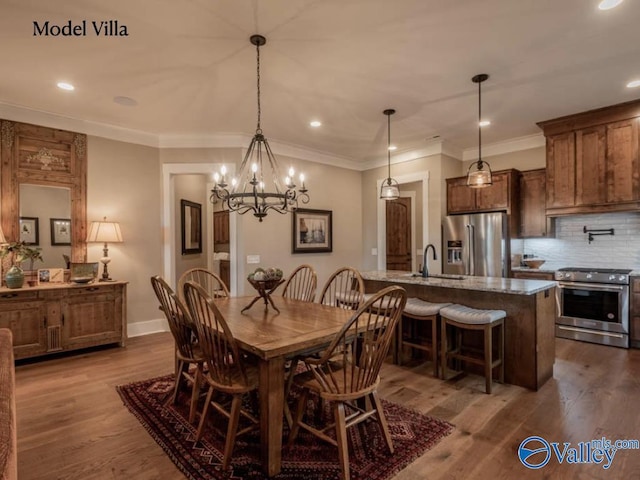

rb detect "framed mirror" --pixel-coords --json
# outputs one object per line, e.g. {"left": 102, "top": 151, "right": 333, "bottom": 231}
{"left": 1, "top": 120, "right": 87, "bottom": 266}
{"left": 180, "top": 199, "right": 202, "bottom": 255}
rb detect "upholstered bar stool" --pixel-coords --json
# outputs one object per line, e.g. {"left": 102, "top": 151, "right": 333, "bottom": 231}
{"left": 397, "top": 298, "right": 451, "bottom": 377}
{"left": 439, "top": 304, "right": 505, "bottom": 394}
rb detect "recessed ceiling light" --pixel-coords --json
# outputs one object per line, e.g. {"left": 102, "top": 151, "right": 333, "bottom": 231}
{"left": 598, "top": 0, "right": 624, "bottom": 10}
{"left": 479, "top": 120, "right": 491, "bottom": 127}
{"left": 388, "top": 145, "right": 397, "bottom": 151}
{"left": 113, "top": 95, "right": 138, "bottom": 106}
{"left": 309, "top": 120, "right": 322, "bottom": 127}
{"left": 626, "top": 79, "right": 640, "bottom": 88}
{"left": 57, "top": 82, "right": 75, "bottom": 91}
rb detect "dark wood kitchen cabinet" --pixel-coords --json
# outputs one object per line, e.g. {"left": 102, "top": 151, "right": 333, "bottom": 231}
{"left": 512, "top": 270, "right": 555, "bottom": 281}
{"left": 213, "top": 210, "right": 230, "bottom": 244}
{"left": 519, "top": 169, "right": 554, "bottom": 238}
{"left": 538, "top": 99, "right": 640, "bottom": 216}
{"left": 446, "top": 169, "right": 520, "bottom": 236}
{"left": 630, "top": 277, "right": 640, "bottom": 348}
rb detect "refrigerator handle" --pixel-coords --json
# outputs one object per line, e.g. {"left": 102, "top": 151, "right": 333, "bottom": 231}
{"left": 465, "top": 224, "right": 473, "bottom": 276}
{"left": 468, "top": 224, "right": 476, "bottom": 276}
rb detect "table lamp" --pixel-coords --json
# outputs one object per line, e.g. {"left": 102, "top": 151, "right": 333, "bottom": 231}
{"left": 86, "top": 217, "right": 123, "bottom": 282}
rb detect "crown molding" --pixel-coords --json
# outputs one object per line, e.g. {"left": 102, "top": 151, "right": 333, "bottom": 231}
{"left": 0, "top": 102, "right": 159, "bottom": 147}
{"left": 462, "top": 133, "right": 545, "bottom": 161}
{"left": 365, "top": 140, "right": 464, "bottom": 170}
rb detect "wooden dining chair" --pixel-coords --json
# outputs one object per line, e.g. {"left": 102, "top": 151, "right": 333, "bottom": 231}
{"left": 282, "top": 264, "right": 318, "bottom": 302}
{"left": 319, "top": 266, "right": 365, "bottom": 310}
{"left": 178, "top": 268, "right": 230, "bottom": 301}
{"left": 288, "top": 285, "right": 407, "bottom": 480}
{"left": 150, "top": 275, "right": 204, "bottom": 423}
{"left": 183, "top": 281, "right": 259, "bottom": 470}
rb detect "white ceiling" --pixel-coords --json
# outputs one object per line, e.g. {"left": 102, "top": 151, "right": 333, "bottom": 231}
{"left": 1, "top": 0, "right": 639, "bottom": 166}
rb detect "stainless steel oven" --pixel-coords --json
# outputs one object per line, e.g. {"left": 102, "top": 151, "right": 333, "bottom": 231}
{"left": 555, "top": 267, "right": 630, "bottom": 348}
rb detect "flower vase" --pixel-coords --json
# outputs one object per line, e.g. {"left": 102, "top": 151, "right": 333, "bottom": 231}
{"left": 5, "top": 265, "right": 25, "bottom": 289}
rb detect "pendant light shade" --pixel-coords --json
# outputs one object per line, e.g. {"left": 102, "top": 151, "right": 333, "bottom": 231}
{"left": 380, "top": 108, "right": 399, "bottom": 200}
{"left": 467, "top": 73, "right": 493, "bottom": 188}
{"left": 210, "top": 35, "right": 309, "bottom": 221}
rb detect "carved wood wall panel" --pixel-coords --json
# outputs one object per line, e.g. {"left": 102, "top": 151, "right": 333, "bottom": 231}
{"left": 0, "top": 120, "right": 87, "bottom": 262}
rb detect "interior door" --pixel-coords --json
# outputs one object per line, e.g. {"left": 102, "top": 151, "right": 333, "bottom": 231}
{"left": 385, "top": 197, "right": 412, "bottom": 271}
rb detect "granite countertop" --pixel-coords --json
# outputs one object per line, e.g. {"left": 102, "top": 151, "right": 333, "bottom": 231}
{"left": 511, "top": 266, "right": 559, "bottom": 274}
{"left": 361, "top": 270, "right": 557, "bottom": 295}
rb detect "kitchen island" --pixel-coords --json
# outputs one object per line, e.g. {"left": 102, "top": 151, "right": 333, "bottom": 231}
{"left": 362, "top": 270, "right": 557, "bottom": 390}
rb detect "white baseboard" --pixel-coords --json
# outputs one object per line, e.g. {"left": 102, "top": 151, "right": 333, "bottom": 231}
{"left": 127, "top": 318, "right": 170, "bottom": 338}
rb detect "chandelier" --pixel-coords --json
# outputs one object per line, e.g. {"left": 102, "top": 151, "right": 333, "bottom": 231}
{"left": 210, "top": 34, "right": 309, "bottom": 222}
{"left": 380, "top": 108, "right": 400, "bottom": 200}
{"left": 467, "top": 73, "right": 493, "bottom": 188}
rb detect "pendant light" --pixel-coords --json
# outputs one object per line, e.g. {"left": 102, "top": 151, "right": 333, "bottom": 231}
{"left": 380, "top": 108, "right": 399, "bottom": 200}
{"left": 467, "top": 73, "right": 493, "bottom": 188}
{"left": 210, "top": 35, "right": 309, "bottom": 222}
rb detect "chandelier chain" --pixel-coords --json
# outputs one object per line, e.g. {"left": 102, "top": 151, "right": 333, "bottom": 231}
{"left": 478, "top": 78, "right": 482, "bottom": 164}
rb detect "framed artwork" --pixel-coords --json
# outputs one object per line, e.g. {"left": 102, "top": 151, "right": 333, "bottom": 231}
{"left": 38, "top": 268, "right": 65, "bottom": 284}
{"left": 292, "top": 208, "right": 332, "bottom": 253}
{"left": 181, "top": 199, "right": 202, "bottom": 255}
{"left": 19, "top": 217, "right": 39, "bottom": 245}
{"left": 70, "top": 262, "right": 99, "bottom": 283}
{"left": 50, "top": 218, "right": 71, "bottom": 246}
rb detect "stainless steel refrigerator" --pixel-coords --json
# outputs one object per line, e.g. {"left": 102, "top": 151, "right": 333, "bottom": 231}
{"left": 442, "top": 212, "right": 510, "bottom": 277}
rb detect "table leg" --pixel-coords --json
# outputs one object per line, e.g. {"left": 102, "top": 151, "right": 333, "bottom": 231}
{"left": 258, "top": 356, "right": 285, "bottom": 477}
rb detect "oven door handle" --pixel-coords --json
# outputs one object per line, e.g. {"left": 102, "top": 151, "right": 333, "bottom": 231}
{"left": 557, "top": 282, "right": 627, "bottom": 292}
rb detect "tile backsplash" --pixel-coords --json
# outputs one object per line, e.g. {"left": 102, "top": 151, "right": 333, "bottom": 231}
{"left": 511, "top": 212, "right": 640, "bottom": 270}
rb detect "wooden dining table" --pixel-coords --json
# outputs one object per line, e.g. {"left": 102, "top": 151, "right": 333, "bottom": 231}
{"left": 213, "top": 295, "right": 354, "bottom": 477}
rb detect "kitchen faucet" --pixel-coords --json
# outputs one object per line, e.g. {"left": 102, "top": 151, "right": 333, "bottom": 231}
{"left": 421, "top": 244, "right": 437, "bottom": 278}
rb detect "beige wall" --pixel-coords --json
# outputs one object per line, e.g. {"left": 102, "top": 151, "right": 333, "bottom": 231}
{"left": 87, "top": 136, "right": 162, "bottom": 328}
{"left": 238, "top": 155, "right": 363, "bottom": 294}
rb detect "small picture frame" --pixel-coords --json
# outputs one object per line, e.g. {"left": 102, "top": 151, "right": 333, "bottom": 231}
{"left": 292, "top": 208, "right": 333, "bottom": 253}
{"left": 19, "top": 217, "right": 39, "bottom": 245}
{"left": 38, "top": 268, "right": 65, "bottom": 284}
{"left": 50, "top": 218, "right": 71, "bottom": 246}
{"left": 180, "top": 199, "right": 203, "bottom": 255}
{"left": 70, "top": 262, "right": 99, "bottom": 284}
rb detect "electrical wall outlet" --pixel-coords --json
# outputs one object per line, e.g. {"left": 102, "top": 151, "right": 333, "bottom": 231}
{"left": 247, "top": 255, "right": 261, "bottom": 264}
{"left": 371, "top": 248, "right": 378, "bottom": 256}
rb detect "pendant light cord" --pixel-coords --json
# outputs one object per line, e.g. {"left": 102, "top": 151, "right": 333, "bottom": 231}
{"left": 387, "top": 112, "right": 391, "bottom": 179}
{"left": 477, "top": 78, "right": 482, "bottom": 167}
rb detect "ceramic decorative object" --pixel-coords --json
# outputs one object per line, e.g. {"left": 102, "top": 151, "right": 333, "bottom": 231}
{"left": 5, "top": 265, "right": 24, "bottom": 289}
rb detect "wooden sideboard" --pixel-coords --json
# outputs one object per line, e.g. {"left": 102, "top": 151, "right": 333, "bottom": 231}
{"left": 0, "top": 281, "right": 127, "bottom": 360}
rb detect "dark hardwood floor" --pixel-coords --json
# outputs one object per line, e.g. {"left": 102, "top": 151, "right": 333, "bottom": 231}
{"left": 14, "top": 333, "right": 640, "bottom": 479}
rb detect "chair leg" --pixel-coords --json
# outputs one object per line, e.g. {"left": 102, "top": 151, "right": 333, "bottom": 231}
{"left": 499, "top": 321, "right": 505, "bottom": 384}
{"left": 484, "top": 324, "right": 492, "bottom": 394}
{"left": 195, "top": 386, "right": 215, "bottom": 441}
{"left": 431, "top": 316, "right": 438, "bottom": 378}
{"left": 440, "top": 317, "right": 448, "bottom": 380}
{"left": 170, "top": 359, "right": 187, "bottom": 405}
{"left": 188, "top": 364, "right": 203, "bottom": 423}
{"left": 283, "top": 358, "right": 300, "bottom": 428}
{"left": 370, "top": 391, "right": 394, "bottom": 454}
{"left": 333, "top": 402, "right": 350, "bottom": 480}
{"left": 222, "top": 395, "right": 242, "bottom": 470}
{"left": 288, "top": 387, "right": 309, "bottom": 445}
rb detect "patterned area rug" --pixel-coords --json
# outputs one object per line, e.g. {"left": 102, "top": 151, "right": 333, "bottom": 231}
{"left": 116, "top": 374, "right": 453, "bottom": 480}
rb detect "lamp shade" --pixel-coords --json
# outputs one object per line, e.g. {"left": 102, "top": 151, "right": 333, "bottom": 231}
{"left": 86, "top": 219, "right": 123, "bottom": 243}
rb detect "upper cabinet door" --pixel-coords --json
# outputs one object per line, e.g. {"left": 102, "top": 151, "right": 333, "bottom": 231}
{"left": 575, "top": 125, "right": 606, "bottom": 206}
{"left": 446, "top": 176, "right": 476, "bottom": 214}
{"left": 606, "top": 118, "right": 639, "bottom": 204}
{"left": 545, "top": 132, "right": 575, "bottom": 209}
{"left": 475, "top": 171, "right": 509, "bottom": 211}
